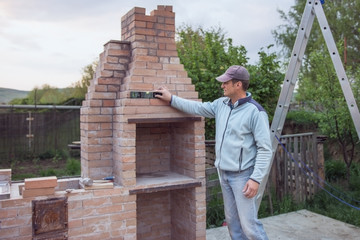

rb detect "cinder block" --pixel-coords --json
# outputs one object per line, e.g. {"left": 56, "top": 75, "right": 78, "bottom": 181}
{"left": 24, "top": 176, "right": 57, "bottom": 189}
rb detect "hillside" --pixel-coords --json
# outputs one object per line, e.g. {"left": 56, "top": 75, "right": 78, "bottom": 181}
{"left": 0, "top": 88, "right": 29, "bottom": 104}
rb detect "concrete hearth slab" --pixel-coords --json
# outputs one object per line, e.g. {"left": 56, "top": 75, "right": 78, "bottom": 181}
{"left": 206, "top": 209, "right": 360, "bottom": 240}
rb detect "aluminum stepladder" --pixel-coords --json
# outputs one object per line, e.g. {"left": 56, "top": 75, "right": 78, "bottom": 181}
{"left": 256, "top": 0, "right": 360, "bottom": 209}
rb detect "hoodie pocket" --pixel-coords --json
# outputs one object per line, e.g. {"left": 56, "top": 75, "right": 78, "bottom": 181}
{"left": 238, "top": 148, "right": 243, "bottom": 171}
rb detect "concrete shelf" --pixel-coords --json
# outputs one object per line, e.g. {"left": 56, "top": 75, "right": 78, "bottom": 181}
{"left": 129, "top": 171, "right": 202, "bottom": 195}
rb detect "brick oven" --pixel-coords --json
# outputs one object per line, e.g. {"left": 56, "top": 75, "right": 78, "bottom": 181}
{"left": 0, "top": 5, "right": 206, "bottom": 240}
{"left": 81, "top": 5, "right": 206, "bottom": 239}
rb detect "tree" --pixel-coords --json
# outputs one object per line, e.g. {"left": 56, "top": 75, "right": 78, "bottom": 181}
{"left": 273, "top": 0, "right": 360, "bottom": 182}
{"left": 71, "top": 61, "right": 97, "bottom": 100}
{"left": 300, "top": 46, "right": 358, "bottom": 182}
{"left": 273, "top": 0, "right": 360, "bottom": 71}
{"left": 176, "top": 25, "right": 283, "bottom": 139}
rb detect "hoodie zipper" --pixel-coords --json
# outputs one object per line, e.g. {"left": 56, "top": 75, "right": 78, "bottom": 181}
{"left": 219, "top": 108, "right": 232, "bottom": 169}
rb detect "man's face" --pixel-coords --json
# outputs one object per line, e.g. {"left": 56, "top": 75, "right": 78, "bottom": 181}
{"left": 221, "top": 80, "right": 240, "bottom": 97}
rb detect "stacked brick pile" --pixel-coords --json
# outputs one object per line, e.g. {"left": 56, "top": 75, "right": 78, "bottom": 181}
{"left": 22, "top": 176, "right": 57, "bottom": 198}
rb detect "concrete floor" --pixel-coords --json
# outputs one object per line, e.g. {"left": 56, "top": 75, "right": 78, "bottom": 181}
{"left": 206, "top": 209, "right": 360, "bottom": 240}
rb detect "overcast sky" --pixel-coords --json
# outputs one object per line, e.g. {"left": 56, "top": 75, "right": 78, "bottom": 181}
{"left": 0, "top": 0, "right": 294, "bottom": 91}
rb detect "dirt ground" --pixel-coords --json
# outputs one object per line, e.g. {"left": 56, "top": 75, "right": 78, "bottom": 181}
{"left": 0, "top": 158, "right": 70, "bottom": 181}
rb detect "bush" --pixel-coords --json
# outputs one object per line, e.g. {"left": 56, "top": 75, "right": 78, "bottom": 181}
{"left": 286, "top": 110, "right": 319, "bottom": 125}
{"left": 38, "top": 151, "right": 55, "bottom": 160}
{"left": 40, "top": 168, "right": 59, "bottom": 177}
{"left": 325, "top": 160, "right": 347, "bottom": 182}
{"left": 66, "top": 158, "right": 81, "bottom": 176}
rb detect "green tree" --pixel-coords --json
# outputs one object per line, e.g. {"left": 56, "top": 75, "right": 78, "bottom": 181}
{"left": 273, "top": 0, "right": 360, "bottom": 71}
{"left": 273, "top": 0, "right": 360, "bottom": 182}
{"left": 176, "top": 25, "right": 283, "bottom": 139}
{"left": 247, "top": 46, "right": 284, "bottom": 117}
{"left": 71, "top": 61, "right": 97, "bottom": 100}
{"left": 301, "top": 46, "right": 358, "bottom": 182}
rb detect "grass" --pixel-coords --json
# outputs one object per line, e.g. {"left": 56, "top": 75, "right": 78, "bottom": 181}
{"left": 40, "top": 158, "right": 81, "bottom": 178}
{"left": 304, "top": 183, "right": 360, "bottom": 227}
{"left": 10, "top": 157, "right": 81, "bottom": 180}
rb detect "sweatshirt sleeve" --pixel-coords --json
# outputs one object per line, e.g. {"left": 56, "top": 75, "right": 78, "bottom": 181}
{"left": 249, "top": 111, "right": 273, "bottom": 183}
{"left": 171, "top": 95, "right": 217, "bottom": 118}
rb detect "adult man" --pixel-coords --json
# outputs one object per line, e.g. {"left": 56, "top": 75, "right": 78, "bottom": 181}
{"left": 155, "top": 65, "right": 272, "bottom": 240}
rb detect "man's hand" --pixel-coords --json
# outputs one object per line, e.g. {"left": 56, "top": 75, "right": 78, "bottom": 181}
{"left": 154, "top": 86, "right": 172, "bottom": 103}
{"left": 242, "top": 179, "right": 259, "bottom": 198}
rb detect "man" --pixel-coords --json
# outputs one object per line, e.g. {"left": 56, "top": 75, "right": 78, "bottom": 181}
{"left": 155, "top": 65, "right": 272, "bottom": 240}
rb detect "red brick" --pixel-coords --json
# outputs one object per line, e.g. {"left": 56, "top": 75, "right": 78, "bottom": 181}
{"left": 68, "top": 218, "right": 83, "bottom": 228}
{"left": 131, "top": 68, "right": 156, "bottom": 76}
{"left": 107, "top": 49, "right": 130, "bottom": 56}
{"left": 94, "top": 84, "right": 108, "bottom": 92}
{"left": 0, "top": 228, "right": 19, "bottom": 238}
{"left": 19, "top": 225, "right": 32, "bottom": 236}
{"left": 0, "top": 215, "right": 31, "bottom": 227}
{"left": 178, "top": 91, "right": 199, "bottom": 99}
{"left": 22, "top": 187, "right": 55, "bottom": 198}
{"left": 102, "top": 63, "right": 125, "bottom": 71}
{"left": 84, "top": 115, "right": 112, "bottom": 123}
{"left": 88, "top": 92, "right": 116, "bottom": 100}
{"left": 129, "top": 61, "right": 146, "bottom": 69}
{"left": 126, "top": 82, "right": 154, "bottom": 91}
{"left": 24, "top": 176, "right": 57, "bottom": 189}
{"left": 132, "top": 55, "right": 158, "bottom": 62}
{"left": 97, "top": 77, "right": 122, "bottom": 85}
{"left": 100, "top": 70, "right": 113, "bottom": 77}
{"left": 156, "top": 70, "right": 177, "bottom": 77}
{"left": 88, "top": 159, "right": 112, "bottom": 167}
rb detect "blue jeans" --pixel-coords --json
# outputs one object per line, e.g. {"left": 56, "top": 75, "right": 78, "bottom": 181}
{"left": 219, "top": 167, "right": 268, "bottom": 240}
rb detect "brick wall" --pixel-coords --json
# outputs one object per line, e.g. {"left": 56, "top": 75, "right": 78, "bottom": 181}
{"left": 0, "top": 186, "right": 137, "bottom": 240}
{"left": 81, "top": 40, "right": 131, "bottom": 180}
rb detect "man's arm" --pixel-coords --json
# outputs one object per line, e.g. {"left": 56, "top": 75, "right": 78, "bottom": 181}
{"left": 155, "top": 86, "right": 217, "bottom": 118}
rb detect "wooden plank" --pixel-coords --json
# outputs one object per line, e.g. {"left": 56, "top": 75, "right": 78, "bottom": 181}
{"left": 81, "top": 182, "right": 114, "bottom": 190}
{"left": 284, "top": 137, "right": 289, "bottom": 196}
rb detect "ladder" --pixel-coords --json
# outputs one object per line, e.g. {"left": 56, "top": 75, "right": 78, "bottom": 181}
{"left": 256, "top": 0, "right": 360, "bottom": 208}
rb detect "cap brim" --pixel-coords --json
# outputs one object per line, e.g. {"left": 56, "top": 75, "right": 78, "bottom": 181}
{"left": 216, "top": 74, "right": 232, "bottom": 82}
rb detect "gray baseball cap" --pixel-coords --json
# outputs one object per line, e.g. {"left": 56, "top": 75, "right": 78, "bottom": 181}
{"left": 216, "top": 65, "right": 250, "bottom": 82}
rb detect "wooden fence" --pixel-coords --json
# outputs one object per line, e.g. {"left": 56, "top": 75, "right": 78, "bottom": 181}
{"left": 0, "top": 109, "right": 80, "bottom": 162}
{"left": 270, "top": 133, "right": 325, "bottom": 203}
{"left": 205, "top": 133, "right": 325, "bottom": 204}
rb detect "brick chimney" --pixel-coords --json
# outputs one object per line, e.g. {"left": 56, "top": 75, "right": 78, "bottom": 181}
{"left": 80, "top": 5, "right": 206, "bottom": 239}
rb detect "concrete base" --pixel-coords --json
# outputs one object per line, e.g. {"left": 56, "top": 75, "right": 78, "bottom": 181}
{"left": 206, "top": 209, "right": 360, "bottom": 240}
